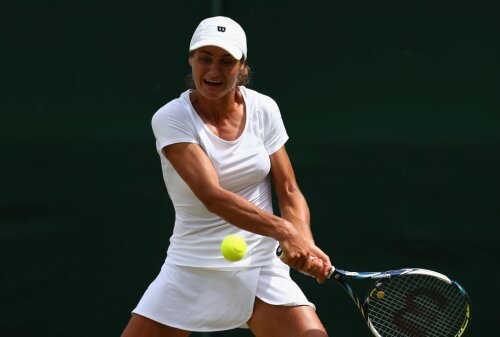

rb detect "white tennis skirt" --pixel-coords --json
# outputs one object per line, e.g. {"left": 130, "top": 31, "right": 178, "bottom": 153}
{"left": 132, "top": 258, "right": 314, "bottom": 332}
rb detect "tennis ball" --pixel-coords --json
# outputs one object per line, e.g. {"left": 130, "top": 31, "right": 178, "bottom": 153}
{"left": 221, "top": 234, "right": 247, "bottom": 262}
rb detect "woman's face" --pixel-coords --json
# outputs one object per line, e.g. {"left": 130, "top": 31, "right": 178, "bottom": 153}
{"left": 189, "top": 46, "right": 243, "bottom": 100}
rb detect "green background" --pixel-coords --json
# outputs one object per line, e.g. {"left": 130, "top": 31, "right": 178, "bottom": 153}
{"left": 1, "top": 0, "right": 498, "bottom": 336}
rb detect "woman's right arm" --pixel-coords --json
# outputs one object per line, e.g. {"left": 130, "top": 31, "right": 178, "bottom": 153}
{"left": 163, "top": 142, "right": 297, "bottom": 240}
{"left": 163, "top": 142, "right": 326, "bottom": 279}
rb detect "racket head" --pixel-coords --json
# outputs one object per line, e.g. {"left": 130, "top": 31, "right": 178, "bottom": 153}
{"left": 363, "top": 269, "right": 471, "bottom": 337}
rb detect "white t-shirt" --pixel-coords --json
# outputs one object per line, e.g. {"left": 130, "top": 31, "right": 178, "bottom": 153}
{"left": 151, "top": 86, "right": 289, "bottom": 268}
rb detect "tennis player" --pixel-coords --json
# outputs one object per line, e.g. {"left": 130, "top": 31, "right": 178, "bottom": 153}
{"left": 121, "top": 16, "right": 331, "bottom": 337}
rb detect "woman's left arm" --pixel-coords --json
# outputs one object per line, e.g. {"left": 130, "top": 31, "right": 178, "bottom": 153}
{"left": 270, "top": 147, "right": 312, "bottom": 240}
{"left": 270, "top": 146, "right": 332, "bottom": 282}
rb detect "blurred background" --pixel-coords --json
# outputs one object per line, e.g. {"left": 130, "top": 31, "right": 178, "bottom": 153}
{"left": 1, "top": 0, "right": 498, "bottom": 336}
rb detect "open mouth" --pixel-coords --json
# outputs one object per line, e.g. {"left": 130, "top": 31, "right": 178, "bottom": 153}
{"left": 204, "top": 79, "right": 223, "bottom": 86}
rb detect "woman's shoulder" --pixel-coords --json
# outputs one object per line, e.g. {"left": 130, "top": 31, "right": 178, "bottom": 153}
{"left": 152, "top": 90, "right": 192, "bottom": 123}
{"left": 240, "top": 86, "right": 279, "bottom": 112}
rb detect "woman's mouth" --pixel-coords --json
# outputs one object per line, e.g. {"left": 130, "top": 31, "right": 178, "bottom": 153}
{"left": 204, "top": 79, "right": 223, "bottom": 86}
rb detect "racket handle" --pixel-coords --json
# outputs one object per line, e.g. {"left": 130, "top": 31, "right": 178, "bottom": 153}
{"left": 276, "top": 245, "right": 285, "bottom": 259}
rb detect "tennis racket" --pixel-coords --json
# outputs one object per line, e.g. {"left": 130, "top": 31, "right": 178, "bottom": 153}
{"left": 276, "top": 246, "right": 471, "bottom": 337}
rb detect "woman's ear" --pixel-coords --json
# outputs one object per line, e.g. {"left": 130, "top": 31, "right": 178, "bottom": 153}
{"left": 188, "top": 57, "right": 193, "bottom": 67}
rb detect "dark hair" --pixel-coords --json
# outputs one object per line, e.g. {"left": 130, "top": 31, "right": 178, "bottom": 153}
{"left": 186, "top": 52, "right": 251, "bottom": 89}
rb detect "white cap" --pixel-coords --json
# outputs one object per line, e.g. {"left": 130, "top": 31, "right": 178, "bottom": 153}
{"left": 189, "top": 16, "right": 247, "bottom": 61}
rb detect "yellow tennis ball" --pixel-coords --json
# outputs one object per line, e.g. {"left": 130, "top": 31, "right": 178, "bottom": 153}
{"left": 221, "top": 234, "right": 247, "bottom": 262}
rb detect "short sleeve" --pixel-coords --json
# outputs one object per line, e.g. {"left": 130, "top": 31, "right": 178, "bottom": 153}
{"left": 151, "top": 100, "right": 199, "bottom": 153}
{"left": 260, "top": 95, "right": 289, "bottom": 155}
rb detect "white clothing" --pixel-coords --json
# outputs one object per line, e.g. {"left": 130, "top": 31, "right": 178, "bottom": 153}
{"left": 132, "top": 258, "right": 314, "bottom": 332}
{"left": 135, "top": 87, "right": 314, "bottom": 332}
{"left": 151, "top": 86, "right": 289, "bottom": 268}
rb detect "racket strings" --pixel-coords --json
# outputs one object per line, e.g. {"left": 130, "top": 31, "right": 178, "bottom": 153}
{"left": 378, "top": 279, "right": 464, "bottom": 337}
{"left": 367, "top": 274, "right": 468, "bottom": 337}
{"left": 371, "top": 276, "right": 466, "bottom": 336}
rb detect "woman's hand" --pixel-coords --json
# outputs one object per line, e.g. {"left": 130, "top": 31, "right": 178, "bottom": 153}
{"left": 278, "top": 230, "right": 332, "bottom": 284}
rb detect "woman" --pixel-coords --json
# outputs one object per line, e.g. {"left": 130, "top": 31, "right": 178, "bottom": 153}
{"left": 121, "top": 16, "right": 332, "bottom": 337}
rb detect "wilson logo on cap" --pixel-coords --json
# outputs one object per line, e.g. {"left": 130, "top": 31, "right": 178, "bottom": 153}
{"left": 217, "top": 26, "right": 226, "bottom": 32}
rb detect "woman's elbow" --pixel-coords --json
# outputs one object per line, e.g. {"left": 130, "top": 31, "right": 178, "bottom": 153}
{"left": 197, "top": 188, "right": 226, "bottom": 214}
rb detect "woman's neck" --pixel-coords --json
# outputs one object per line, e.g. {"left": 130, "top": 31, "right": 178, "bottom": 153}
{"left": 191, "top": 88, "right": 243, "bottom": 124}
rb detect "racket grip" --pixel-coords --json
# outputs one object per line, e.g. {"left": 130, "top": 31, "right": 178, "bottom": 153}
{"left": 276, "top": 245, "right": 285, "bottom": 259}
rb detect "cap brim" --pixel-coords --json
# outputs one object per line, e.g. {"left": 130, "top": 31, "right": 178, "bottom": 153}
{"left": 190, "top": 39, "right": 243, "bottom": 60}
